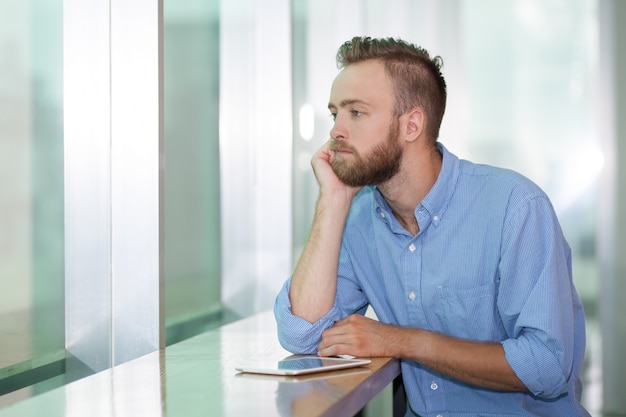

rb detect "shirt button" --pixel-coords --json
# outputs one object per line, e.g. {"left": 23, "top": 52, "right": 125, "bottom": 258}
{"left": 380, "top": 212, "right": 386, "bottom": 219}
{"left": 436, "top": 415, "right": 443, "bottom": 417}
{"left": 433, "top": 215, "right": 439, "bottom": 222}
{"left": 408, "top": 291, "right": 416, "bottom": 300}
{"left": 430, "top": 382, "right": 438, "bottom": 390}
{"left": 408, "top": 243, "right": 416, "bottom": 252}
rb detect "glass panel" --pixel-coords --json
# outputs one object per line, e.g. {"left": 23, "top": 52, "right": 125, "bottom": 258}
{"left": 163, "top": 0, "right": 222, "bottom": 345}
{"left": 218, "top": 0, "right": 293, "bottom": 320}
{"left": 0, "top": 0, "right": 64, "bottom": 403}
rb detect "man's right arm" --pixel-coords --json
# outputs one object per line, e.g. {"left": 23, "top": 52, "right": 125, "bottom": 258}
{"left": 288, "top": 140, "right": 361, "bottom": 323}
{"left": 289, "top": 193, "right": 353, "bottom": 323}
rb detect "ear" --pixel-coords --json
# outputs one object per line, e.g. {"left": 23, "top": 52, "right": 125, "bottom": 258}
{"left": 403, "top": 108, "right": 424, "bottom": 143}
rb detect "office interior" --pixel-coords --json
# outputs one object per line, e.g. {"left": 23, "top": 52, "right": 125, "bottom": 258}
{"left": 0, "top": 0, "right": 624, "bottom": 416}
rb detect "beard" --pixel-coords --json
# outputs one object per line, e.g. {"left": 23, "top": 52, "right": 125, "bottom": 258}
{"left": 329, "top": 119, "right": 402, "bottom": 187}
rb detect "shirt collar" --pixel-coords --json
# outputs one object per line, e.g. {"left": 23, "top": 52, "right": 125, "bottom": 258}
{"left": 417, "top": 142, "right": 459, "bottom": 227}
{"left": 372, "top": 142, "right": 460, "bottom": 234}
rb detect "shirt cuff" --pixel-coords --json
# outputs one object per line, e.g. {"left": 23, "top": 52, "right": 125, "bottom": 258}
{"left": 274, "top": 279, "right": 342, "bottom": 354}
{"left": 502, "top": 335, "right": 568, "bottom": 399}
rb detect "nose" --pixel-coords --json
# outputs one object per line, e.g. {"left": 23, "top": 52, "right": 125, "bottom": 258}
{"left": 330, "top": 114, "right": 348, "bottom": 141}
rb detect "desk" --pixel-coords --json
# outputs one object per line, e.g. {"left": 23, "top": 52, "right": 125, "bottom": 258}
{"left": 0, "top": 310, "right": 404, "bottom": 417}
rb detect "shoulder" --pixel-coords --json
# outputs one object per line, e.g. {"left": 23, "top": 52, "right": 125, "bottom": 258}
{"left": 439, "top": 143, "right": 548, "bottom": 207}
{"left": 449, "top": 158, "right": 559, "bottom": 231}
{"left": 458, "top": 159, "right": 548, "bottom": 202}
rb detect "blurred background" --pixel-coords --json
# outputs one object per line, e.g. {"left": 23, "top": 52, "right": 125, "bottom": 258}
{"left": 0, "top": 0, "right": 623, "bottom": 415}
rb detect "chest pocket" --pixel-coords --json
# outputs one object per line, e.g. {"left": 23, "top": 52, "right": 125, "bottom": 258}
{"left": 436, "top": 283, "right": 506, "bottom": 341}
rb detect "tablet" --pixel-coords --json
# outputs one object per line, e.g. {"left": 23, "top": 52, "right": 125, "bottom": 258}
{"left": 234, "top": 356, "right": 372, "bottom": 376}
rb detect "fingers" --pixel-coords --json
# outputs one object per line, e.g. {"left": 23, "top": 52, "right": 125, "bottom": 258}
{"left": 312, "top": 139, "right": 334, "bottom": 164}
{"left": 311, "top": 139, "right": 363, "bottom": 200}
{"left": 317, "top": 315, "right": 370, "bottom": 357}
{"left": 318, "top": 338, "right": 354, "bottom": 357}
{"left": 317, "top": 321, "right": 348, "bottom": 356}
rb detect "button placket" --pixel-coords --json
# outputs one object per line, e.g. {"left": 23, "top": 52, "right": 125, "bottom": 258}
{"left": 405, "top": 240, "right": 419, "bottom": 303}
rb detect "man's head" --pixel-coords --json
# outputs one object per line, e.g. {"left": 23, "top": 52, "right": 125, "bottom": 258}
{"left": 335, "top": 36, "right": 447, "bottom": 142}
{"left": 329, "top": 116, "right": 402, "bottom": 187}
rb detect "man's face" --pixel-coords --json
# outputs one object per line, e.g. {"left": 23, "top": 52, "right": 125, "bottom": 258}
{"left": 327, "top": 60, "right": 403, "bottom": 187}
{"left": 329, "top": 119, "right": 402, "bottom": 187}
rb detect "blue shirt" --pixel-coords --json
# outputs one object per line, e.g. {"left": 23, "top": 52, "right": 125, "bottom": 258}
{"left": 275, "top": 143, "right": 590, "bottom": 417}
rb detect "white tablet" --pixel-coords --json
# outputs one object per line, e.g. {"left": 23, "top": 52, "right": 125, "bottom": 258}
{"left": 234, "top": 356, "right": 372, "bottom": 376}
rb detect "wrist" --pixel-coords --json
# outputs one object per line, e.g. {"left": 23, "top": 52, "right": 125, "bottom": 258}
{"left": 316, "top": 188, "right": 357, "bottom": 213}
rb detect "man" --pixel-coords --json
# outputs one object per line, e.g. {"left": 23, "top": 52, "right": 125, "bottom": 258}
{"left": 274, "top": 36, "right": 590, "bottom": 416}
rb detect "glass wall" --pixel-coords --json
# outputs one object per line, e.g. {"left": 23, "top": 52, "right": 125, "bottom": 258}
{"left": 219, "top": 0, "right": 293, "bottom": 320}
{"left": 0, "top": 0, "right": 227, "bottom": 404}
{"left": 163, "top": 0, "right": 222, "bottom": 345}
{"left": 0, "top": 0, "right": 65, "bottom": 404}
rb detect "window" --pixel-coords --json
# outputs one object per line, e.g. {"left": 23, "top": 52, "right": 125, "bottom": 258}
{"left": 0, "top": 0, "right": 65, "bottom": 403}
{"left": 163, "top": 0, "right": 222, "bottom": 345}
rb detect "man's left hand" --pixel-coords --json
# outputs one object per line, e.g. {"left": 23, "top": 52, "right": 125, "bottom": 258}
{"left": 317, "top": 314, "right": 401, "bottom": 358}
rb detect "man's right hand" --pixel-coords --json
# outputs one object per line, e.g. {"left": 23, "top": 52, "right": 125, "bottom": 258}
{"left": 311, "top": 139, "right": 362, "bottom": 201}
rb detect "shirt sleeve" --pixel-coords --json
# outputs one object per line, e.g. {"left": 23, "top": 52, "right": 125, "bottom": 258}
{"left": 498, "top": 193, "right": 582, "bottom": 399}
{"left": 274, "top": 254, "right": 370, "bottom": 354}
{"left": 273, "top": 279, "right": 341, "bottom": 354}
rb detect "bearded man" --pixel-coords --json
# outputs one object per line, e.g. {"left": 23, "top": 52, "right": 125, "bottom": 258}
{"left": 274, "top": 36, "right": 590, "bottom": 417}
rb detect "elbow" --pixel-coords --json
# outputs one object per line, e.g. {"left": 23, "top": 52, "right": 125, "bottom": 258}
{"left": 528, "top": 372, "right": 570, "bottom": 400}
{"left": 503, "top": 338, "right": 574, "bottom": 400}
{"left": 274, "top": 303, "right": 322, "bottom": 354}
{"left": 277, "top": 330, "right": 319, "bottom": 355}
{"left": 274, "top": 291, "right": 337, "bottom": 355}
{"left": 509, "top": 358, "right": 570, "bottom": 399}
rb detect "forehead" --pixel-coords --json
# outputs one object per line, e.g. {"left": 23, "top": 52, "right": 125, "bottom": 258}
{"left": 329, "top": 60, "right": 394, "bottom": 109}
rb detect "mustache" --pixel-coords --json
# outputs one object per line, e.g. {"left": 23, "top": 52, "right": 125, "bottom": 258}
{"left": 328, "top": 140, "right": 356, "bottom": 153}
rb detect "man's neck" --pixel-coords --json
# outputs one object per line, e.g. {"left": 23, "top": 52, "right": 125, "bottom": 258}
{"left": 377, "top": 144, "right": 442, "bottom": 235}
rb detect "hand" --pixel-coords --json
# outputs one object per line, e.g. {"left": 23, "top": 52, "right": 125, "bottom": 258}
{"left": 311, "top": 140, "right": 362, "bottom": 199}
{"left": 317, "top": 314, "right": 401, "bottom": 358}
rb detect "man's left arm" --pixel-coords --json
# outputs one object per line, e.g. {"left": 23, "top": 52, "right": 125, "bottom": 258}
{"left": 317, "top": 314, "right": 526, "bottom": 391}
{"left": 318, "top": 195, "right": 582, "bottom": 398}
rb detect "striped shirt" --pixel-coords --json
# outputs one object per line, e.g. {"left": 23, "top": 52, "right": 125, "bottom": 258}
{"left": 275, "top": 143, "right": 590, "bottom": 416}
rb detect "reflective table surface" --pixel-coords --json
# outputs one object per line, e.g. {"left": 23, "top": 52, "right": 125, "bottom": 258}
{"left": 0, "top": 310, "right": 402, "bottom": 417}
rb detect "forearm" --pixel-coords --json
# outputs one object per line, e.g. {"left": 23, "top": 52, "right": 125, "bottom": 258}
{"left": 395, "top": 327, "right": 527, "bottom": 392}
{"left": 289, "top": 193, "right": 353, "bottom": 323}
{"left": 317, "top": 315, "right": 525, "bottom": 391}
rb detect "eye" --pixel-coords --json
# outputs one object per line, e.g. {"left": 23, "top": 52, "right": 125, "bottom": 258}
{"left": 329, "top": 112, "right": 337, "bottom": 121}
{"left": 351, "top": 109, "right": 363, "bottom": 118}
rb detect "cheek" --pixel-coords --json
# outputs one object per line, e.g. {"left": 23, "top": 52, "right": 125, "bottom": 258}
{"left": 353, "top": 123, "right": 388, "bottom": 146}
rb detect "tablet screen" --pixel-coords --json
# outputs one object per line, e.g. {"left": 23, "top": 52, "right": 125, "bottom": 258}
{"left": 234, "top": 356, "right": 372, "bottom": 376}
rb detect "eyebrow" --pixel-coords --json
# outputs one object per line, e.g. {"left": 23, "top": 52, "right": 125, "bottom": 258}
{"left": 328, "top": 99, "right": 371, "bottom": 111}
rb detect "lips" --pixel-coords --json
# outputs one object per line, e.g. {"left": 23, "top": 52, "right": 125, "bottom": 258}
{"left": 329, "top": 141, "right": 354, "bottom": 154}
